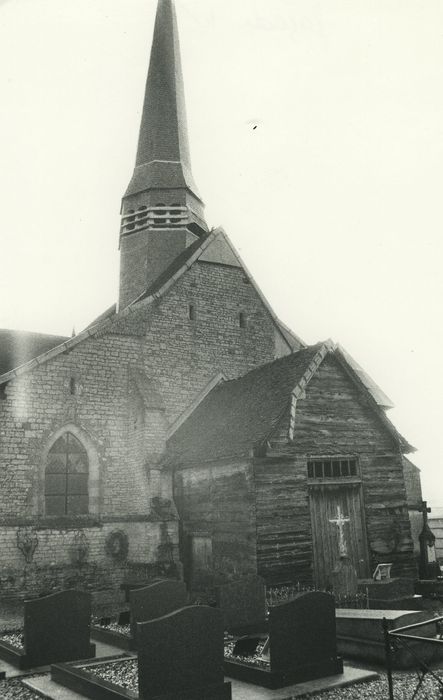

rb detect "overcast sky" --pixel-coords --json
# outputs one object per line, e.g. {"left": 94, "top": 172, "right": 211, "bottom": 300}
{"left": 0, "top": 0, "right": 442, "bottom": 506}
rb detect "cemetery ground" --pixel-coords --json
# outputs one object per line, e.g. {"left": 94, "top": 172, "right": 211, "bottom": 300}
{"left": 4, "top": 660, "right": 443, "bottom": 699}
{"left": 1, "top": 592, "right": 443, "bottom": 699}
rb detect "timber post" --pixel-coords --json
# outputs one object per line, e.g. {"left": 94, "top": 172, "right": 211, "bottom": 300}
{"left": 382, "top": 617, "right": 394, "bottom": 700}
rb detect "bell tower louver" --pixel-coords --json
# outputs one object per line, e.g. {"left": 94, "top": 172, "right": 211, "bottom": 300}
{"left": 119, "top": 0, "right": 208, "bottom": 310}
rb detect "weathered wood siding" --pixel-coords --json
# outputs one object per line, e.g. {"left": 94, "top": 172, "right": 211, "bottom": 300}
{"left": 255, "top": 355, "right": 416, "bottom": 583}
{"left": 253, "top": 456, "right": 312, "bottom": 584}
{"left": 173, "top": 461, "right": 257, "bottom": 591}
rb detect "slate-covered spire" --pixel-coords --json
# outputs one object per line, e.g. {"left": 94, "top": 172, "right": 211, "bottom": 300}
{"left": 119, "top": 0, "right": 207, "bottom": 310}
{"left": 132, "top": 0, "right": 193, "bottom": 189}
{"left": 122, "top": 0, "right": 206, "bottom": 229}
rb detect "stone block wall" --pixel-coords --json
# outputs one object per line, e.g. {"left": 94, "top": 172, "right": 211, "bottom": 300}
{"left": 0, "top": 519, "right": 179, "bottom": 606}
{"left": 0, "top": 257, "right": 285, "bottom": 600}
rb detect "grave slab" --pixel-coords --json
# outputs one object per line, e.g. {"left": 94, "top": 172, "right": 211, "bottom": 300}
{"left": 39, "top": 662, "right": 378, "bottom": 700}
{"left": 336, "top": 608, "right": 443, "bottom": 668}
{"left": 91, "top": 580, "right": 188, "bottom": 651}
{"left": 416, "top": 579, "right": 443, "bottom": 598}
{"left": 225, "top": 592, "right": 343, "bottom": 688}
{"left": 230, "top": 665, "right": 379, "bottom": 699}
{"left": 216, "top": 575, "right": 267, "bottom": 633}
{"left": 0, "top": 590, "right": 95, "bottom": 670}
{"left": 138, "top": 605, "right": 231, "bottom": 699}
{"left": 0, "top": 638, "right": 130, "bottom": 679}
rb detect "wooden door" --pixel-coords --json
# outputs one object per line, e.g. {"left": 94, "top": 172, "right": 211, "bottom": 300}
{"left": 309, "top": 483, "right": 369, "bottom": 588}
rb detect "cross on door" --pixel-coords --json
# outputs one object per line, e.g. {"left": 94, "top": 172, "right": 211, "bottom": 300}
{"left": 329, "top": 505, "right": 350, "bottom": 557}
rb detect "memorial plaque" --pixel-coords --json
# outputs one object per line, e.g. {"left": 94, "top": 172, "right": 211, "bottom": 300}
{"left": 138, "top": 605, "right": 231, "bottom": 699}
{"left": 216, "top": 575, "right": 266, "bottom": 632}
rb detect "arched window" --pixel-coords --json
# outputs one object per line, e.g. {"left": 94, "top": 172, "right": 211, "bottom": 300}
{"left": 45, "top": 432, "right": 89, "bottom": 515}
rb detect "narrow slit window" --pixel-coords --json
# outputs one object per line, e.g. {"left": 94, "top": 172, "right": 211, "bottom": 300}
{"left": 70, "top": 377, "right": 76, "bottom": 396}
{"left": 239, "top": 312, "right": 247, "bottom": 329}
{"left": 189, "top": 304, "right": 196, "bottom": 321}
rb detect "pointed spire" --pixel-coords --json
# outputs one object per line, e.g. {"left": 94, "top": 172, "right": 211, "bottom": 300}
{"left": 124, "top": 0, "right": 201, "bottom": 203}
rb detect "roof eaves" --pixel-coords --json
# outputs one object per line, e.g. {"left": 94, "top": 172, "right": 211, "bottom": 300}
{"left": 261, "top": 342, "right": 336, "bottom": 451}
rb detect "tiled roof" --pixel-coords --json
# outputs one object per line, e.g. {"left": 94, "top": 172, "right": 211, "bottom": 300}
{"left": 135, "top": 231, "right": 212, "bottom": 302}
{"left": 166, "top": 345, "right": 323, "bottom": 465}
{"left": 0, "top": 329, "right": 69, "bottom": 376}
{"left": 166, "top": 342, "right": 414, "bottom": 466}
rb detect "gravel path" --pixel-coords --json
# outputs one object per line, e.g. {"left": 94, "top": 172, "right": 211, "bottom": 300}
{"left": 84, "top": 658, "right": 443, "bottom": 699}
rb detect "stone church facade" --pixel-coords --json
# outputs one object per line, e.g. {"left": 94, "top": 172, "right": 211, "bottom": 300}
{"left": 0, "top": 0, "right": 417, "bottom": 604}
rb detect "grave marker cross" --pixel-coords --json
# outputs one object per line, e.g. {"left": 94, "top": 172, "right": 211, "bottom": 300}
{"left": 329, "top": 505, "right": 350, "bottom": 557}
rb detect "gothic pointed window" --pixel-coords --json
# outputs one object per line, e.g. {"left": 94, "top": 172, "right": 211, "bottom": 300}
{"left": 45, "top": 432, "right": 89, "bottom": 515}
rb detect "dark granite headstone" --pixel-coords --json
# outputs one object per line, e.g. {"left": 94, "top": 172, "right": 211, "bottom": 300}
{"left": 138, "top": 605, "right": 231, "bottom": 700}
{"left": 117, "top": 611, "right": 130, "bottom": 626}
{"left": 269, "top": 591, "right": 339, "bottom": 675}
{"left": 216, "top": 575, "right": 266, "bottom": 632}
{"left": 24, "top": 589, "right": 95, "bottom": 667}
{"left": 129, "top": 579, "right": 188, "bottom": 640}
{"left": 121, "top": 579, "right": 159, "bottom": 603}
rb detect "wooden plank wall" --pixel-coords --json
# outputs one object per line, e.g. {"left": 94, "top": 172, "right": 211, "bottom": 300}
{"left": 173, "top": 460, "right": 258, "bottom": 590}
{"left": 429, "top": 518, "right": 443, "bottom": 561}
{"left": 254, "top": 355, "right": 417, "bottom": 583}
{"left": 253, "top": 456, "right": 313, "bottom": 585}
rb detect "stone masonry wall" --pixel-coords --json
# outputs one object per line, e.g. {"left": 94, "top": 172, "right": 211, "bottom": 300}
{"left": 0, "top": 258, "right": 282, "bottom": 599}
{"left": 111, "top": 260, "right": 284, "bottom": 424}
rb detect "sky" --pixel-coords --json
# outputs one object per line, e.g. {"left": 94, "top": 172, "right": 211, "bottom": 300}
{"left": 0, "top": 0, "right": 442, "bottom": 506}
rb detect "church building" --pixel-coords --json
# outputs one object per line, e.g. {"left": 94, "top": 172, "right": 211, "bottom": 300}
{"left": 0, "top": 0, "right": 417, "bottom": 604}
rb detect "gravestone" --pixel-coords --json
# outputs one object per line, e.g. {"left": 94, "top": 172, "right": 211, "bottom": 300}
{"left": 121, "top": 579, "right": 159, "bottom": 603}
{"left": 0, "top": 590, "right": 95, "bottom": 669}
{"left": 138, "top": 605, "right": 231, "bottom": 700}
{"left": 130, "top": 579, "right": 188, "bottom": 640}
{"left": 358, "top": 576, "right": 421, "bottom": 609}
{"left": 216, "top": 575, "right": 266, "bottom": 632}
{"left": 224, "top": 591, "right": 343, "bottom": 688}
{"left": 269, "top": 591, "right": 342, "bottom": 679}
{"left": 336, "top": 608, "right": 443, "bottom": 668}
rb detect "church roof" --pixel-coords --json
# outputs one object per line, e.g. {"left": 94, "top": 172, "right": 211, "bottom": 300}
{"left": 0, "top": 329, "right": 69, "bottom": 376}
{"left": 166, "top": 344, "right": 323, "bottom": 465}
{"left": 165, "top": 341, "right": 413, "bottom": 466}
{"left": 0, "top": 227, "right": 296, "bottom": 385}
{"left": 134, "top": 231, "right": 212, "bottom": 302}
